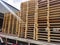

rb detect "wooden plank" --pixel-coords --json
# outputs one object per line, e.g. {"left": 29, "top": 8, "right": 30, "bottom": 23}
{"left": 51, "top": 39, "right": 60, "bottom": 42}
{"left": 38, "top": 38, "right": 48, "bottom": 40}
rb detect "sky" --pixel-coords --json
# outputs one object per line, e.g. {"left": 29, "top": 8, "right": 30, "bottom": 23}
{"left": 3, "top": 0, "right": 28, "bottom": 10}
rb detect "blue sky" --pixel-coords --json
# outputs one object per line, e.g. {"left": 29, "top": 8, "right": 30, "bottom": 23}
{"left": 3, "top": 0, "right": 28, "bottom": 10}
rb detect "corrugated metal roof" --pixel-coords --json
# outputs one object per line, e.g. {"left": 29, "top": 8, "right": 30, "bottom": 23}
{"left": 0, "top": 0, "right": 19, "bottom": 13}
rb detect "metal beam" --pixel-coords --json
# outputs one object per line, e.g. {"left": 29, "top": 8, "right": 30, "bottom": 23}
{"left": 0, "top": 33, "right": 58, "bottom": 45}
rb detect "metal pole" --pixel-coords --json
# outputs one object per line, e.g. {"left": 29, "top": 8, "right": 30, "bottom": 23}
{"left": 28, "top": 42, "right": 30, "bottom": 45}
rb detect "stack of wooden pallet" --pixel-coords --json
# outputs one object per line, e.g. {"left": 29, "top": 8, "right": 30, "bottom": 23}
{"left": 49, "top": 0, "right": 60, "bottom": 42}
{"left": 29, "top": 0, "right": 50, "bottom": 41}
{"left": 2, "top": 0, "right": 60, "bottom": 43}
{"left": 25, "top": 0, "right": 36, "bottom": 39}
{"left": 15, "top": 12, "right": 21, "bottom": 36}
{"left": 2, "top": 12, "right": 20, "bottom": 36}
{"left": 2, "top": 13, "right": 10, "bottom": 33}
{"left": 37, "top": 0, "right": 48, "bottom": 41}
{"left": 35, "top": 0, "right": 60, "bottom": 42}
{"left": 20, "top": 2, "right": 27, "bottom": 38}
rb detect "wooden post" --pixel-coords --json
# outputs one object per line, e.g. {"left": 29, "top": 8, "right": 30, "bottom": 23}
{"left": 47, "top": 0, "right": 50, "bottom": 42}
